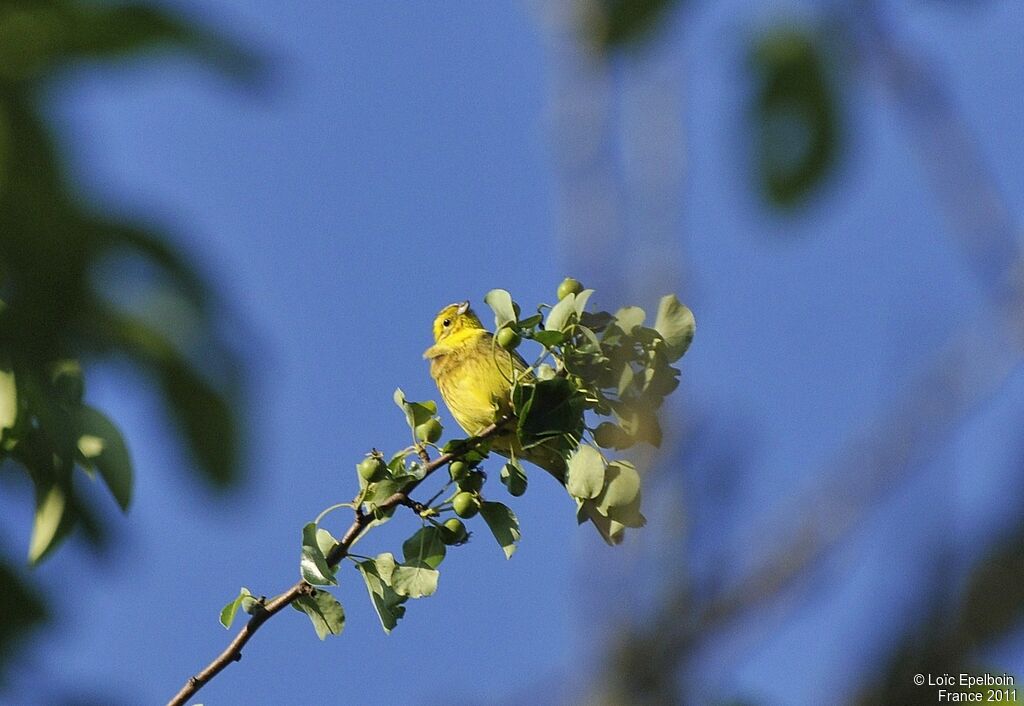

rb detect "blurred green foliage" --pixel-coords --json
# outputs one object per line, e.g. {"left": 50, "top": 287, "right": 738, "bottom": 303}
{"left": 584, "top": 2, "right": 843, "bottom": 208}
{"left": 573, "top": 6, "right": 1024, "bottom": 704}
{"left": 858, "top": 533, "right": 1024, "bottom": 703}
{"left": 750, "top": 27, "right": 842, "bottom": 208}
{"left": 0, "top": 560, "right": 46, "bottom": 683}
{"left": 0, "top": 0, "right": 256, "bottom": 680}
{"left": 581, "top": 0, "right": 682, "bottom": 51}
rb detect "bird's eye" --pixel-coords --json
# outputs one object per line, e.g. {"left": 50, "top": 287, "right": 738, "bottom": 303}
{"left": 442, "top": 318, "right": 451, "bottom": 328}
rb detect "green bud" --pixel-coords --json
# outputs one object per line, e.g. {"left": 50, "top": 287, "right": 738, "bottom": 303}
{"left": 557, "top": 277, "right": 584, "bottom": 301}
{"left": 448, "top": 460, "right": 468, "bottom": 482}
{"left": 441, "top": 518, "right": 468, "bottom": 545}
{"left": 452, "top": 491, "right": 479, "bottom": 518}
{"left": 496, "top": 327, "right": 521, "bottom": 350}
{"left": 357, "top": 456, "right": 385, "bottom": 482}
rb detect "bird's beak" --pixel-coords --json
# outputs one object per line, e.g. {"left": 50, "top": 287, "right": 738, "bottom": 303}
{"left": 457, "top": 301, "right": 470, "bottom": 315}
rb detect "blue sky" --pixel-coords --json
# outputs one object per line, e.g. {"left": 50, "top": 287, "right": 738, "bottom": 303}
{"left": 3, "top": 1, "right": 1024, "bottom": 704}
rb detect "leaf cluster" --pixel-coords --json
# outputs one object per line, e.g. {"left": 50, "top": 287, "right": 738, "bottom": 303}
{"left": 262, "top": 282, "right": 694, "bottom": 641}
{"left": 497, "top": 286, "right": 695, "bottom": 543}
{"left": 0, "top": 360, "right": 132, "bottom": 564}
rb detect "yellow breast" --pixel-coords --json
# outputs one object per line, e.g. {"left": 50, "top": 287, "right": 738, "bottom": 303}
{"left": 427, "top": 331, "right": 525, "bottom": 435}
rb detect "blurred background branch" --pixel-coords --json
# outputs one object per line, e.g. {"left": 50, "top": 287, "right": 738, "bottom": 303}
{"left": 534, "top": 0, "right": 1024, "bottom": 703}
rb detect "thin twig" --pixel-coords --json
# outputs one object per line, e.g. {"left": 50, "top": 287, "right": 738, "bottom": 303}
{"left": 166, "top": 418, "right": 510, "bottom": 706}
{"left": 415, "top": 442, "right": 431, "bottom": 466}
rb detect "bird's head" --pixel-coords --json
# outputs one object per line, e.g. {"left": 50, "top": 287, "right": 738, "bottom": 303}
{"left": 432, "top": 301, "right": 485, "bottom": 344}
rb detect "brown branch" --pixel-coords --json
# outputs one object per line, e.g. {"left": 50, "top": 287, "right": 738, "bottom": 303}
{"left": 166, "top": 418, "right": 509, "bottom": 706}
{"left": 415, "top": 442, "right": 432, "bottom": 466}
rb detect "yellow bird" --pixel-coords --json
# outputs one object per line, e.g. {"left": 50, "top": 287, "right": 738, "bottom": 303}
{"left": 423, "top": 301, "right": 557, "bottom": 470}
{"left": 423, "top": 303, "right": 524, "bottom": 436}
{"left": 424, "top": 301, "right": 619, "bottom": 544}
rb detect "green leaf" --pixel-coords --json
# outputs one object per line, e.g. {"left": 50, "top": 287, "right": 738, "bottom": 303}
{"left": 595, "top": 461, "right": 645, "bottom": 528}
{"left": 614, "top": 402, "right": 663, "bottom": 447}
{"left": 484, "top": 289, "right": 517, "bottom": 330}
{"left": 300, "top": 522, "right": 337, "bottom": 586}
{"left": 86, "top": 311, "right": 241, "bottom": 487}
{"left": 480, "top": 501, "right": 521, "bottom": 559}
{"left": 292, "top": 590, "right": 345, "bottom": 640}
{"left": 388, "top": 450, "right": 411, "bottom": 473}
{"left": 500, "top": 459, "right": 528, "bottom": 497}
{"left": 614, "top": 306, "right": 646, "bottom": 332}
{"left": 105, "top": 223, "right": 211, "bottom": 313}
{"left": 73, "top": 5, "right": 197, "bottom": 57}
{"left": 654, "top": 295, "right": 695, "bottom": 362}
{"left": 393, "top": 388, "right": 437, "bottom": 431}
{"left": 573, "top": 289, "right": 595, "bottom": 317}
{"left": 402, "top": 526, "right": 446, "bottom": 569}
{"left": 356, "top": 553, "right": 407, "bottom": 633}
{"left": 391, "top": 564, "right": 440, "bottom": 598}
{"left": 593, "top": 421, "right": 635, "bottom": 450}
{"left": 598, "top": 460, "right": 641, "bottom": 507}
{"left": 545, "top": 294, "right": 577, "bottom": 332}
{"left": 606, "top": 498, "right": 646, "bottom": 528}
{"left": 316, "top": 528, "right": 337, "bottom": 559}
{"left": 576, "top": 324, "right": 601, "bottom": 348}
{"left": 440, "top": 438, "right": 492, "bottom": 465}
{"left": 159, "top": 358, "right": 238, "bottom": 487}
{"left": 363, "top": 477, "right": 409, "bottom": 507}
{"left": 77, "top": 435, "right": 103, "bottom": 461}
{"left": 566, "top": 445, "right": 606, "bottom": 499}
{"left": 618, "top": 364, "right": 635, "bottom": 397}
{"left": 373, "top": 552, "right": 399, "bottom": 582}
{"left": 219, "top": 587, "right": 256, "bottom": 629}
{"left": 639, "top": 355, "right": 681, "bottom": 399}
{"left": 28, "top": 484, "right": 66, "bottom": 564}
{"left": 75, "top": 406, "right": 132, "bottom": 511}
{"left": 518, "top": 314, "right": 543, "bottom": 329}
{"left": 0, "top": 367, "right": 17, "bottom": 433}
{"left": 38, "top": 3, "right": 262, "bottom": 83}
{"left": 532, "top": 330, "right": 567, "bottom": 348}
{"left": 578, "top": 499, "right": 629, "bottom": 546}
{"left": 580, "top": 310, "right": 614, "bottom": 332}
{"left": 514, "top": 378, "right": 584, "bottom": 449}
